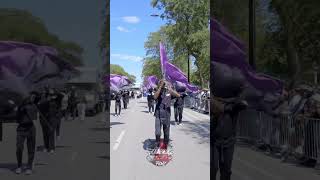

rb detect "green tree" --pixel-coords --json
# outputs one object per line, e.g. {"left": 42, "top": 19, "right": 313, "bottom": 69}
{"left": 110, "top": 64, "right": 136, "bottom": 84}
{"left": 0, "top": 8, "right": 84, "bottom": 66}
{"left": 151, "top": 0, "right": 210, "bottom": 87}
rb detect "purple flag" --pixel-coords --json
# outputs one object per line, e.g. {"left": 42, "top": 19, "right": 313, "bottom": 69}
{"left": 211, "top": 19, "right": 283, "bottom": 98}
{"left": 107, "top": 74, "right": 132, "bottom": 92}
{"left": 0, "top": 41, "right": 79, "bottom": 101}
{"left": 159, "top": 42, "right": 199, "bottom": 93}
{"left": 143, "top": 75, "right": 158, "bottom": 90}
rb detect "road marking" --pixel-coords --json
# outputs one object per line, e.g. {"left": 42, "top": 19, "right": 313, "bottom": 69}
{"left": 113, "top": 130, "right": 126, "bottom": 151}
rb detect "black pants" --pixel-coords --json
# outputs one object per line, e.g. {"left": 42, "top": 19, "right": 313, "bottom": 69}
{"left": 16, "top": 125, "right": 36, "bottom": 169}
{"left": 115, "top": 102, "right": 121, "bottom": 115}
{"left": 213, "top": 143, "right": 235, "bottom": 180}
{"left": 123, "top": 100, "right": 127, "bottom": 109}
{"left": 148, "top": 102, "right": 154, "bottom": 112}
{"left": 174, "top": 106, "right": 183, "bottom": 123}
{"left": 69, "top": 105, "right": 77, "bottom": 120}
{"left": 155, "top": 118, "right": 170, "bottom": 145}
{"left": 40, "top": 121, "right": 55, "bottom": 151}
{"left": 56, "top": 117, "right": 61, "bottom": 137}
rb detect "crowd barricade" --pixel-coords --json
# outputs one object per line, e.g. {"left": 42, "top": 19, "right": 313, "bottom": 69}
{"left": 237, "top": 110, "right": 320, "bottom": 169}
{"left": 184, "top": 96, "right": 209, "bottom": 114}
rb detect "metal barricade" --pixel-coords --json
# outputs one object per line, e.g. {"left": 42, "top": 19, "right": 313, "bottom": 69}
{"left": 237, "top": 110, "right": 320, "bottom": 168}
{"left": 184, "top": 96, "right": 210, "bottom": 114}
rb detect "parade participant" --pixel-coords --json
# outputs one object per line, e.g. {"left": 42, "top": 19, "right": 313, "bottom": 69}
{"left": 154, "top": 80, "right": 180, "bottom": 150}
{"left": 125, "top": 90, "right": 130, "bottom": 106}
{"left": 147, "top": 88, "right": 155, "bottom": 114}
{"left": 174, "top": 91, "right": 187, "bottom": 125}
{"left": 213, "top": 94, "right": 248, "bottom": 180}
{"left": 61, "top": 89, "right": 69, "bottom": 121}
{"left": 115, "top": 91, "right": 122, "bottom": 116}
{"left": 122, "top": 91, "right": 127, "bottom": 109}
{"left": 54, "top": 89, "right": 64, "bottom": 140}
{"left": 38, "top": 89, "right": 59, "bottom": 153}
{"left": 77, "top": 94, "right": 87, "bottom": 121}
{"left": 131, "top": 91, "right": 135, "bottom": 99}
{"left": 38, "top": 89, "right": 50, "bottom": 153}
{"left": 68, "top": 86, "right": 78, "bottom": 121}
{"left": 15, "top": 92, "right": 38, "bottom": 175}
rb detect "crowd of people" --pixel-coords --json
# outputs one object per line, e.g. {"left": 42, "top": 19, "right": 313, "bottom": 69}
{"left": 2, "top": 85, "right": 108, "bottom": 175}
{"left": 213, "top": 83, "right": 320, "bottom": 180}
{"left": 111, "top": 90, "right": 134, "bottom": 117}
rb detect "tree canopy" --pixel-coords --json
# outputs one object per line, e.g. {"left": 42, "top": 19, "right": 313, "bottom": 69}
{"left": 141, "top": 0, "right": 209, "bottom": 88}
{"left": 0, "top": 8, "right": 84, "bottom": 66}
{"left": 110, "top": 64, "right": 136, "bottom": 84}
{"left": 213, "top": 0, "right": 320, "bottom": 86}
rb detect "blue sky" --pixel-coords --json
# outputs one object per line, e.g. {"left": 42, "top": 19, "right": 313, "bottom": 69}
{"left": 0, "top": 0, "right": 104, "bottom": 69}
{"left": 111, "top": 0, "right": 165, "bottom": 86}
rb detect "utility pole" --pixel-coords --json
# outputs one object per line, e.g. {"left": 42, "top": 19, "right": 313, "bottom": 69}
{"left": 249, "top": 0, "right": 256, "bottom": 69}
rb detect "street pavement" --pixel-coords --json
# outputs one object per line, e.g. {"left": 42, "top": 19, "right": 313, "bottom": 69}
{"left": 110, "top": 97, "right": 210, "bottom": 180}
{"left": 1, "top": 97, "right": 319, "bottom": 180}
{"left": 225, "top": 145, "right": 320, "bottom": 180}
{"left": 0, "top": 112, "right": 108, "bottom": 180}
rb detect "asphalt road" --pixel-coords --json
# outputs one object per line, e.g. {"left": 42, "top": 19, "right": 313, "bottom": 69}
{"left": 0, "top": 111, "right": 108, "bottom": 180}
{"left": 110, "top": 97, "right": 210, "bottom": 180}
{"left": 223, "top": 144, "right": 320, "bottom": 180}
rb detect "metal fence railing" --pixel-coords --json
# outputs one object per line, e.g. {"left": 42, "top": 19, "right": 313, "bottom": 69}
{"left": 184, "top": 96, "right": 210, "bottom": 114}
{"left": 237, "top": 110, "right": 320, "bottom": 170}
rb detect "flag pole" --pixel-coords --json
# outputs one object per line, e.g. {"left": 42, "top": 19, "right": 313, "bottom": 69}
{"left": 159, "top": 41, "right": 166, "bottom": 81}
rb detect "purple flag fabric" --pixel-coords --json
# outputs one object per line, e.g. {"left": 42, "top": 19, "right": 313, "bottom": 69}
{"left": 107, "top": 74, "right": 132, "bottom": 92}
{"left": 143, "top": 75, "right": 158, "bottom": 90}
{"left": 210, "top": 19, "right": 283, "bottom": 110}
{"left": 0, "top": 41, "right": 79, "bottom": 102}
{"left": 159, "top": 42, "right": 199, "bottom": 93}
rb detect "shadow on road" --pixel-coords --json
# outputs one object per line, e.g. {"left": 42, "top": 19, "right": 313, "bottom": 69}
{"left": 179, "top": 121, "right": 210, "bottom": 144}
{"left": 142, "top": 138, "right": 173, "bottom": 151}
{"left": 110, "top": 122, "right": 124, "bottom": 126}
{"left": 170, "top": 120, "right": 190, "bottom": 125}
{"left": 91, "top": 141, "right": 109, "bottom": 144}
{"left": 143, "top": 139, "right": 156, "bottom": 150}
{"left": 56, "top": 145, "right": 72, "bottom": 149}
{"left": 0, "top": 163, "right": 17, "bottom": 172}
{"left": 97, "top": 155, "right": 109, "bottom": 160}
{"left": 141, "top": 110, "right": 154, "bottom": 113}
{"left": 89, "top": 127, "right": 108, "bottom": 131}
{"left": 138, "top": 102, "right": 147, "bottom": 104}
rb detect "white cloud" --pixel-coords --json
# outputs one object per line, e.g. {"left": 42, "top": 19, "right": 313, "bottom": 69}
{"left": 117, "top": 26, "right": 130, "bottom": 32}
{"left": 122, "top": 16, "right": 140, "bottom": 24}
{"left": 111, "top": 54, "right": 143, "bottom": 62}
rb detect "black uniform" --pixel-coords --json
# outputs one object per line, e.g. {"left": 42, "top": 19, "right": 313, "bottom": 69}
{"left": 122, "top": 92, "right": 127, "bottom": 109}
{"left": 115, "top": 92, "right": 122, "bottom": 115}
{"left": 38, "top": 95, "right": 59, "bottom": 151}
{"left": 147, "top": 91, "right": 155, "bottom": 113}
{"left": 154, "top": 88, "right": 172, "bottom": 146}
{"left": 55, "top": 91, "right": 64, "bottom": 137}
{"left": 213, "top": 99, "right": 247, "bottom": 180}
{"left": 16, "top": 99, "right": 37, "bottom": 170}
{"left": 68, "top": 90, "right": 77, "bottom": 120}
{"left": 174, "top": 93, "right": 187, "bottom": 124}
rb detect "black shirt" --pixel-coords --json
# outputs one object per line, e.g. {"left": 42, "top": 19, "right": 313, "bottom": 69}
{"left": 115, "top": 93, "right": 121, "bottom": 102}
{"left": 213, "top": 100, "right": 247, "bottom": 144}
